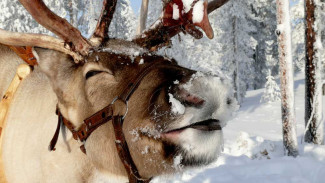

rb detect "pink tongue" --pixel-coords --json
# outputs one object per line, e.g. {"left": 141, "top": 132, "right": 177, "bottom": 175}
{"left": 162, "top": 130, "right": 183, "bottom": 140}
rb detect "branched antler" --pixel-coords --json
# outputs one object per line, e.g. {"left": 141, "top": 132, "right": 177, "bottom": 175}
{"left": 0, "top": 29, "right": 83, "bottom": 61}
{"left": 133, "top": 0, "right": 230, "bottom": 51}
{"left": 0, "top": 0, "right": 227, "bottom": 61}
{"left": 90, "top": 0, "right": 117, "bottom": 46}
{"left": 18, "top": 0, "right": 92, "bottom": 56}
{"left": 0, "top": 0, "right": 118, "bottom": 62}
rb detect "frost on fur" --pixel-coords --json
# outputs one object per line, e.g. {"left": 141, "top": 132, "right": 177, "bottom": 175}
{"left": 169, "top": 93, "right": 185, "bottom": 115}
{"left": 181, "top": 72, "right": 239, "bottom": 127}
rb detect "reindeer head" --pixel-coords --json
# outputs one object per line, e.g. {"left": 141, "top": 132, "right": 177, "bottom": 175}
{"left": 0, "top": 0, "right": 233, "bottom": 180}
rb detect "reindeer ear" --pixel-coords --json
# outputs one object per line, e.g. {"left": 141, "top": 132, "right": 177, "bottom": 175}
{"left": 36, "top": 48, "right": 75, "bottom": 80}
{"left": 36, "top": 48, "right": 77, "bottom": 103}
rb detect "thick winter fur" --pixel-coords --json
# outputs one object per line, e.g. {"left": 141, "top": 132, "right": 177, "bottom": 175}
{"left": 0, "top": 45, "right": 23, "bottom": 98}
{"left": 0, "top": 40, "right": 236, "bottom": 182}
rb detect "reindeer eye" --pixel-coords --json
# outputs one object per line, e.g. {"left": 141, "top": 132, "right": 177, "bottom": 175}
{"left": 85, "top": 70, "right": 103, "bottom": 80}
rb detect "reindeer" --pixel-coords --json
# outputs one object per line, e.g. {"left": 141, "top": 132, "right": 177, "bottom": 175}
{"left": 0, "top": 0, "right": 236, "bottom": 182}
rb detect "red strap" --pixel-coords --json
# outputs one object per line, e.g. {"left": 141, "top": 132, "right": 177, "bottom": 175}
{"left": 49, "top": 105, "right": 114, "bottom": 153}
{"left": 8, "top": 46, "right": 38, "bottom": 66}
{"left": 112, "top": 116, "right": 151, "bottom": 183}
{"left": 48, "top": 109, "right": 63, "bottom": 151}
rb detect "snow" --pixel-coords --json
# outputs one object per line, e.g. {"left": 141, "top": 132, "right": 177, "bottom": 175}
{"left": 192, "top": 1, "right": 204, "bottom": 23}
{"left": 141, "top": 146, "right": 150, "bottom": 155}
{"left": 130, "top": 126, "right": 161, "bottom": 142}
{"left": 276, "top": 24, "right": 284, "bottom": 34}
{"left": 260, "top": 72, "right": 281, "bottom": 103}
{"left": 276, "top": 0, "right": 298, "bottom": 155}
{"left": 182, "top": 0, "right": 195, "bottom": 13}
{"left": 139, "top": 58, "right": 144, "bottom": 65}
{"left": 100, "top": 40, "right": 146, "bottom": 57}
{"left": 153, "top": 73, "right": 325, "bottom": 183}
{"left": 2, "top": 0, "right": 325, "bottom": 182}
{"left": 169, "top": 93, "right": 185, "bottom": 115}
{"left": 172, "top": 4, "right": 180, "bottom": 20}
{"left": 173, "top": 155, "right": 183, "bottom": 170}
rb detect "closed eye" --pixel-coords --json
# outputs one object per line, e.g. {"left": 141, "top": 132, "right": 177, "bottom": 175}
{"left": 85, "top": 70, "right": 103, "bottom": 80}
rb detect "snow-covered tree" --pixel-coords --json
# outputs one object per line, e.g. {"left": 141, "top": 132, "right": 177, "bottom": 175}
{"left": 146, "top": 0, "right": 225, "bottom": 77}
{"left": 0, "top": 0, "right": 136, "bottom": 40}
{"left": 304, "top": 0, "right": 324, "bottom": 145}
{"left": 0, "top": 0, "right": 64, "bottom": 34}
{"left": 260, "top": 71, "right": 281, "bottom": 103}
{"left": 108, "top": 0, "right": 136, "bottom": 40}
{"left": 145, "top": 0, "right": 258, "bottom": 104}
{"left": 69, "top": 0, "right": 136, "bottom": 40}
{"left": 217, "top": 0, "right": 257, "bottom": 103}
{"left": 291, "top": 0, "right": 305, "bottom": 72}
{"left": 250, "top": 0, "right": 278, "bottom": 89}
{"left": 276, "top": 0, "right": 299, "bottom": 157}
{"left": 146, "top": 0, "right": 163, "bottom": 26}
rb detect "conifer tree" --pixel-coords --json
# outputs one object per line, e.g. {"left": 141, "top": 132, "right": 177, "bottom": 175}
{"left": 261, "top": 71, "right": 281, "bottom": 103}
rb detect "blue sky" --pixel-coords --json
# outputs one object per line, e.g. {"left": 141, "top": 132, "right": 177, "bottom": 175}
{"left": 130, "top": 0, "right": 142, "bottom": 14}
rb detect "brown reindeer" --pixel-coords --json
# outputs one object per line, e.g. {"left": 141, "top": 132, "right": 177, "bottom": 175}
{"left": 0, "top": 0, "right": 235, "bottom": 182}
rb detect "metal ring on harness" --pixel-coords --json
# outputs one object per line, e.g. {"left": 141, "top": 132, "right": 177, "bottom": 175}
{"left": 110, "top": 96, "right": 129, "bottom": 120}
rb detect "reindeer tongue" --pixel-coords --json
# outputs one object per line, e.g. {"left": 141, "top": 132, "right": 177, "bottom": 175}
{"left": 162, "top": 0, "right": 214, "bottom": 39}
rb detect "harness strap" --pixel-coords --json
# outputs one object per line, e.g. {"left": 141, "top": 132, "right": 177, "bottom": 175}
{"left": 48, "top": 109, "right": 63, "bottom": 151}
{"left": 119, "top": 60, "right": 184, "bottom": 102}
{"left": 49, "top": 59, "right": 184, "bottom": 183}
{"left": 49, "top": 105, "right": 114, "bottom": 153}
{"left": 119, "top": 59, "right": 167, "bottom": 102}
{"left": 8, "top": 46, "right": 37, "bottom": 66}
{"left": 112, "top": 116, "right": 152, "bottom": 183}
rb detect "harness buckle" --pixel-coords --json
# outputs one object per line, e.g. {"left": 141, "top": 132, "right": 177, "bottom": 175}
{"left": 111, "top": 96, "right": 128, "bottom": 120}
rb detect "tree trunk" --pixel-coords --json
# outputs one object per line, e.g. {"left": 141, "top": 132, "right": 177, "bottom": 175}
{"left": 276, "top": 0, "right": 299, "bottom": 157}
{"left": 304, "top": 0, "right": 323, "bottom": 144}
{"left": 136, "top": 0, "right": 149, "bottom": 35}
{"left": 232, "top": 16, "right": 240, "bottom": 103}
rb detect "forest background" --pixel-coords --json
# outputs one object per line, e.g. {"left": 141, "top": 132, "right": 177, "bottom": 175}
{"left": 1, "top": 0, "right": 321, "bottom": 105}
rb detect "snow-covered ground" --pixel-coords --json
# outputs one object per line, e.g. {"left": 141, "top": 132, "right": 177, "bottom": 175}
{"left": 154, "top": 72, "right": 325, "bottom": 183}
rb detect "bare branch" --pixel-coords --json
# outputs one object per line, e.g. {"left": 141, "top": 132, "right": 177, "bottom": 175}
{"left": 90, "top": 0, "right": 117, "bottom": 46}
{"left": 18, "top": 0, "right": 92, "bottom": 56}
{"left": 136, "top": 0, "right": 149, "bottom": 35}
{"left": 133, "top": 0, "right": 230, "bottom": 50}
{"left": 0, "top": 29, "right": 83, "bottom": 61}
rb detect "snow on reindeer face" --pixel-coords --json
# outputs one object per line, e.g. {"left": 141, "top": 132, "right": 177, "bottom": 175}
{"left": 158, "top": 72, "right": 238, "bottom": 168}
{"left": 76, "top": 40, "right": 237, "bottom": 174}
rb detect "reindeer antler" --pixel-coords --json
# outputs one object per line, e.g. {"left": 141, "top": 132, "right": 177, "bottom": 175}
{"left": 18, "top": 0, "right": 92, "bottom": 56}
{"left": 0, "top": 0, "right": 227, "bottom": 60}
{"left": 133, "top": 0, "right": 230, "bottom": 51}
{"left": 0, "top": 29, "right": 83, "bottom": 61}
{"left": 90, "top": 0, "right": 117, "bottom": 46}
{"left": 0, "top": 0, "right": 118, "bottom": 62}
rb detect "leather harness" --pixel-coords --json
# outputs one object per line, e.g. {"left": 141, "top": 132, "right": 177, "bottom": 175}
{"left": 48, "top": 59, "right": 185, "bottom": 183}
{"left": 8, "top": 46, "right": 38, "bottom": 66}
{"left": 6, "top": 45, "right": 185, "bottom": 182}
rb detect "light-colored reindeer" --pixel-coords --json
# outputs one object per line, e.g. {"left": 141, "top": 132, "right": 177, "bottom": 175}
{"left": 0, "top": 0, "right": 235, "bottom": 182}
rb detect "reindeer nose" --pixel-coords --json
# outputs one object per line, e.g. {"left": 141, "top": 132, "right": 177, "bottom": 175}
{"left": 172, "top": 87, "right": 205, "bottom": 108}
